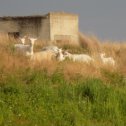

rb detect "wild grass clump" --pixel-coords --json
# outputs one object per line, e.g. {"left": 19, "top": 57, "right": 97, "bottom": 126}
{"left": 101, "top": 69, "right": 125, "bottom": 87}
{"left": 79, "top": 32, "right": 101, "bottom": 54}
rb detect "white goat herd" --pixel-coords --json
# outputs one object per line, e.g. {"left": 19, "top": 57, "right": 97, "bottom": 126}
{"left": 14, "top": 36, "right": 116, "bottom": 65}
{"left": 14, "top": 36, "right": 37, "bottom": 56}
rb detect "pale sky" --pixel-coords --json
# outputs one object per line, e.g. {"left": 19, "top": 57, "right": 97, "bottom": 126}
{"left": 0, "top": 0, "right": 126, "bottom": 41}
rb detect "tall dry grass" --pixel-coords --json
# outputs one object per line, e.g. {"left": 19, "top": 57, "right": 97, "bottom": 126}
{"left": 101, "top": 41, "right": 126, "bottom": 75}
{"left": 0, "top": 33, "right": 126, "bottom": 81}
{"left": 78, "top": 32, "right": 101, "bottom": 54}
{"left": 0, "top": 33, "right": 126, "bottom": 126}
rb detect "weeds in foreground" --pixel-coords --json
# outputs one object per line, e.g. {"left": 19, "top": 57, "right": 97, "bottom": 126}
{"left": 0, "top": 70, "right": 126, "bottom": 126}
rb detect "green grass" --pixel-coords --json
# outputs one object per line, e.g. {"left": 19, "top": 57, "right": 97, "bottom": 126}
{"left": 0, "top": 69, "right": 126, "bottom": 126}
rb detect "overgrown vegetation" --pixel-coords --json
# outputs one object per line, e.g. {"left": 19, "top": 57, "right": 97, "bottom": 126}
{"left": 0, "top": 33, "right": 126, "bottom": 126}
{"left": 0, "top": 69, "right": 126, "bottom": 126}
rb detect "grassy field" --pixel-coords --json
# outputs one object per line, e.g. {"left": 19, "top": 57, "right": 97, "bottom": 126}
{"left": 0, "top": 33, "right": 126, "bottom": 126}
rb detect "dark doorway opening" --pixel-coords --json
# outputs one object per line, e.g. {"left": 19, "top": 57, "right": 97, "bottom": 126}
{"left": 8, "top": 32, "right": 20, "bottom": 39}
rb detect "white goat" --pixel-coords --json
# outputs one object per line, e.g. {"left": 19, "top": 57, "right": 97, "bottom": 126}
{"left": 100, "top": 53, "right": 115, "bottom": 66}
{"left": 25, "top": 40, "right": 35, "bottom": 56}
{"left": 29, "top": 37, "right": 37, "bottom": 44}
{"left": 26, "top": 41, "right": 55, "bottom": 62}
{"left": 64, "top": 52, "right": 94, "bottom": 63}
{"left": 14, "top": 36, "right": 30, "bottom": 52}
{"left": 25, "top": 37, "right": 37, "bottom": 55}
{"left": 20, "top": 37, "right": 26, "bottom": 44}
{"left": 56, "top": 49, "right": 65, "bottom": 61}
{"left": 30, "top": 50, "right": 56, "bottom": 62}
{"left": 42, "top": 46, "right": 59, "bottom": 54}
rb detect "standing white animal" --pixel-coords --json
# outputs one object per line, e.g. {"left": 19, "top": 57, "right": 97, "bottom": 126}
{"left": 25, "top": 37, "right": 37, "bottom": 56}
{"left": 64, "top": 52, "right": 94, "bottom": 63}
{"left": 56, "top": 48, "right": 65, "bottom": 61}
{"left": 20, "top": 37, "right": 25, "bottom": 44}
{"left": 100, "top": 53, "right": 115, "bottom": 66}
{"left": 29, "top": 37, "right": 37, "bottom": 44}
{"left": 14, "top": 36, "right": 25, "bottom": 47}
{"left": 27, "top": 42, "right": 56, "bottom": 62}
{"left": 14, "top": 36, "right": 30, "bottom": 52}
{"left": 25, "top": 40, "right": 35, "bottom": 56}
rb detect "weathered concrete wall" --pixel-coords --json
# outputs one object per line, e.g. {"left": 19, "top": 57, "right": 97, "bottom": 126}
{"left": 39, "top": 16, "right": 50, "bottom": 40}
{"left": 0, "top": 17, "right": 42, "bottom": 37}
{"left": 49, "top": 12, "right": 78, "bottom": 42}
{"left": 15, "top": 17, "right": 41, "bottom": 37}
{"left": 0, "top": 20, "right": 19, "bottom": 33}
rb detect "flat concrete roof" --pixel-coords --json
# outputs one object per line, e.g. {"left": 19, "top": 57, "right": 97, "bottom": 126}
{"left": 0, "top": 12, "right": 78, "bottom": 20}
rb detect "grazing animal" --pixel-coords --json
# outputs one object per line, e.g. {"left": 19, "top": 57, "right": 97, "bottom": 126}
{"left": 42, "top": 46, "right": 59, "bottom": 54}
{"left": 100, "top": 53, "right": 115, "bottom": 66}
{"left": 56, "top": 49, "right": 65, "bottom": 61}
{"left": 64, "top": 52, "right": 94, "bottom": 63}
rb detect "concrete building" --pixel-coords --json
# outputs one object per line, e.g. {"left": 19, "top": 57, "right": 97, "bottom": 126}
{"left": 0, "top": 12, "right": 79, "bottom": 42}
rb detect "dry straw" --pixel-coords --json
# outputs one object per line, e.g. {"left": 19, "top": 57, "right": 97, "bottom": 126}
{"left": 0, "top": 33, "right": 125, "bottom": 80}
